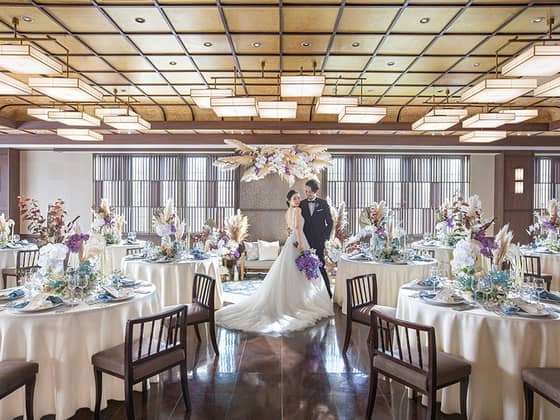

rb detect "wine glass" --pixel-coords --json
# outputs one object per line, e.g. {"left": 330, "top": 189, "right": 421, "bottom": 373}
{"left": 525, "top": 276, "right": 536, "bottom": 303}
{"left": 77, "top": 274, "right": 89, "bottom": 302}
{"left": 67, "top": 272, "right": 78, "bottom": 306}
{"left": 127, "top": 231, "right": 137, "bottom": 243}
{"left": 429, "top": 266, "right": 439, "bottom": 294}
{"left": 439, "top": 268, "right": 449, "bottom": 289}
{"left": 24, "top": 270, "right": 35, "bottom": 297}
{"left": 534, "top": 277, "right": 545, "bottom": 308}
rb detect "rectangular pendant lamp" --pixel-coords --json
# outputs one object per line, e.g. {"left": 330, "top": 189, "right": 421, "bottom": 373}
{"left": 280, "top": 76, "right": 325, "bottom": 97}
{"left": 460, "top": 79, "right": 537, "bottom": 103}
{"left": 412, "top": 115, "right": 460, "bottom": 131}
{"left": 462, "top": 112, "right": 515, "bottom": 128}
{"left": 315, "top": 97, "right": 358, "bottom": 114}
{"left": 27, "top": 107, "right": 61, "bottom": 121}
{"left": 104, "top": 114, "right": 151, "bottom": 130}
{"left": 57, "top": 129, "right": 103, "bottom": 141}
{"left": 48, "top": 111, "right": 100, "bottom": 126}
{"left": 459, "top": 131, "right": 507, "bottom": 143}
{"left": 502, "top": 45, "right": 560, "bottom": 77}
{"left": 29, "top": 77, "right": 103, "bottom": 102}
{"left": 499, "top": 109, "right": 538, "bottom": 123}
{"left": 190, "top": 88, "right": 233, "bottom": 109}
{"left": 428, "top": 108, "right": 468, "bottom": 119}
{"left": 210, "top": 97, "right": 258, "bottom": 117}
{"left": 534, "top": 76, "right": 560, "bottom": 97}
{"left": 257, "top": 101, "right": 297, "bottom": 119}
{"left": 0, "top": 44, "right": 62, "bottom": 74}
{"left": 0, "top": 73, "right": 32, "bottom": 95}
{"left": 338, "top": 106, "right": 386, "bottom": 123}
{"left": 95, "top": 107, "right": 132, "bottom": 118}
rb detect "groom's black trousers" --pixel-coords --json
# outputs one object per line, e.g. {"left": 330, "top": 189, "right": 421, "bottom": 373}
{"left": 315, "top": 246, "right": 332, "bottom": 298}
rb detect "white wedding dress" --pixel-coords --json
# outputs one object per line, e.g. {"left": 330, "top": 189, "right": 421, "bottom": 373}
{"left": 216, "top": 207, "right": 334, "bottom": 334}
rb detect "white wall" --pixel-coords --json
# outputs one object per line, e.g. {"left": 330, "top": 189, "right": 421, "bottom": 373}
{"left": 19, "top": 151, "right": 93, "bottom": 233}
{"left": 469, "top": 153, "right": 496, "bottom": 234}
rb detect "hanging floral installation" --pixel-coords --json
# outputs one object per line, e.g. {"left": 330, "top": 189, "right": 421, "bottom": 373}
{"left": 214, "top": 139, "right": 331, "bottom": 185}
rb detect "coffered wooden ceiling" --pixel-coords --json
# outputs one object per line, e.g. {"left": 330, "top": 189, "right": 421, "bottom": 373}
{"left": 0, "top": 1, "right": 560, "bottom": 148}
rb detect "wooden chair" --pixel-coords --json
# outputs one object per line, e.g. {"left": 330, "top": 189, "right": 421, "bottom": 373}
{"left": 1, "top": 249, "right": 40, "bottom": 289}
{"left": 0, "top": 361, "right": 38, "bottom": 420}
{"left": 522, "top": 368, "right": 560, "bottom": 420}
{"left": 343, "top": 273, "right": 379, "bottom": 355}
{"left": 91, "top": 305, "right": 191, "bottom": 420}
{"left": 512, "top": 254, "right": 553, "bottom": 291}
{"left": 126, "top": 247, "right": 144, "bottom": 256}
{"left": 366, "top": 308, "right": 471, "bottom": 420}
{"left": 189, "top": 273, "right": 219, "bottom": 356}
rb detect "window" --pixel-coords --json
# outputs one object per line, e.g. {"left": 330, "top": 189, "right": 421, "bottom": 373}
{"left": 534, "top": 156, "right": 560, "bottom": 211}
{"left": 93, "top": 154, "right": 238, "bottom": 234}
{"left": 325, "top": 154, "right": 470, "bottom": 236}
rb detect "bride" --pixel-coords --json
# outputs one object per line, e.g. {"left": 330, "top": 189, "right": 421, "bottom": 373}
{"left": 216, "top": 190, "right": 334, "bottom": 334}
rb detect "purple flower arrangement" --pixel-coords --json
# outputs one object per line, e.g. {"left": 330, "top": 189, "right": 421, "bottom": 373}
{"left": 65, "top": 233, "right": 90, "bottom": 253}
{"left": 295, "top": 249, "right": 322, "bottom": 281}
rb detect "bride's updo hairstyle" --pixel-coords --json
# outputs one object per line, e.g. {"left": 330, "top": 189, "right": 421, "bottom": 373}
{"left": 286, "top": 190, "right": 298, "bottom": 207}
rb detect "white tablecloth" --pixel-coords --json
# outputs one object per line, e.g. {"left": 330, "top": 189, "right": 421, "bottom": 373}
{"left": 103, "top": 242, "right": 145, "bottom": 275}
{"left": 397, "top": 289, "right": 560, "bottom": 420}
{"left": 411, "top": 241, "right": 455, "bottom": 276}
{"left": 122, "top": 257, "right": 223, "bottom": 308}
{"left": 0, "top": 287, "right": 160, "bottom": 419}
{"left": 522, "top": 250, "right": 560, "bottom": 291}
{"left": 334, "top": 256, "right": 437, "bottom": 313}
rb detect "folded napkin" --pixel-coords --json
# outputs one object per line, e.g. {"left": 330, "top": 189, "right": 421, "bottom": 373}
{"left": 502, "top": 304, "right": 521, "bottom": 315}
{"left": 511, "top": 298, "right": 545, "bottom": 315}
{"left": 0, "top": 288, "right": 24, "bottom": 300}
{"left": 112, "top": 278, "right": 140, "bottom": 288}
{"left": 15, "top": 294, "right": 63, "bottom": 310}
{"left": 419, "top": 291, "right": 437, "bottom": 299}
{"left": 422, "top": 288, "right": 459, "bottom": 304}
{"left": 96, "top": 293, "right": 114, "bottom": 302}
{"left": 417, "top": 278, "right": 440, "bottom": 288}
{"left": 102, "top": 285, "right": 132, "bottom": 299}
{"left": 537, "top": 290, "right": 560, "bottom": 302}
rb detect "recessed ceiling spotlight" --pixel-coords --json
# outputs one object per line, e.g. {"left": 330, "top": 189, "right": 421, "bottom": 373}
{"left": 419, "top": 17, "right": 430, "bottom": 24}
{"left": 301, "top": 41, "right": 311, "bottom": 47}
{"left": 203, "top": 42, "right": 213, "bottom": 47}
{"left": 21, "top": 16, "right": 33, "bottom": 23}
{"left": 533, "top": 17, "right": 545, "bottom": 23}
{"left": 351, "top": 41, "right": 360, "bottom": 48}
{"left": 169, "top": 61, "right": 177, "bottom": 66}
{"left": 251, "top": 41, "right": 262, "bottom": 48}
{"left": 387, "top": 61, "right": 395, "bottom": 66}
{"left": 473, "top": 62, "right": 480, "bottom": 67}
{"left": 135, "top": 17, "right": 146, "bottom": 23}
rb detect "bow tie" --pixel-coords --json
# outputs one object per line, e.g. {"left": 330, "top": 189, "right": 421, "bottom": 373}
{"left": 308, "top": 199, "right": 316, "bottom": 203}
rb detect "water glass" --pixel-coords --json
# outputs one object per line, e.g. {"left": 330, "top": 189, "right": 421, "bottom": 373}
{"left": 12, "top": 234, "right": 20, "bottom": 243}
{"left": 127, "top": 232, "right": 137, "bottom": 243}
{"left": 534, "top": 277, "right": 545, "bottom": 308}
{"left": 77, "top": 274, "right": 89, "bottom": 302}
{"left": 423, "top": 233, "right": 431, "bottom": 243}
{"left": 67, "top": 273, "right": 78, "bottom": 306}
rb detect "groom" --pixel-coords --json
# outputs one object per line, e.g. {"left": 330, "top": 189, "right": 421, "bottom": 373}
{"left": 300, "top": 179, "right": 333, "bottom": 298}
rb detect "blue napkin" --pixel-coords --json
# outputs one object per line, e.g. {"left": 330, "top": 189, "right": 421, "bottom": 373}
{"left": 502, "top": 304, "right": 521, "bottom": 315}
{"left": 191, "top": 250, "right": 207, "bottom": 260}
{"left": 96, "top": 293, "right": 113, "bottom": 302}
{"left": 419, "top": 291, "right": 437, "bottom": 299}
{"left": 417, "top": 278, "right": 439, "bottom": 287}
{"left": 537, "top": 290, "right": 560, "bottom": 301}
{"left": 112, "top": 278, "right": 139, "bottom": 288}
{"left": 14, "top": 295, "right": 62, "bottom": 309}
{"left": 7, "top": 289, "right": 24, "bottom": 300}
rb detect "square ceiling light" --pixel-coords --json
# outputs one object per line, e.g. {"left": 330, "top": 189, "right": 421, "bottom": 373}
{"left": 412, "top": 115, "right": 460, "bottom": 131}
{"left": 460, "top": 79, "right": 537, "bottom": 103}
{"left": 499, "top": 109, "right": 538, "bottom": 123}
{"left": 0, "top": 73, "right": 32, "bottom": 95}
{"left": 459, "top": 131, "right": 507, "bottom": 143}
{"left": 190, "top": 88, "right": 233, "bottom": 109}
{"left": 462, "top": 112, "right": 515, "bottom": 128}
{"left": 48, "top": 111, "right": 100, "bottom": 126}
{"left": 257, "top": 101, "right": 297, "bottom": 119}
{"left": 502, "top": 45, "right": 560, "bottom": 77}
{"left": 315, "top": 97, "right": 358, "bottom": 114}
{"left": 104, "top": 114, "right": 151, "bottom": 130}
{"left": 534, "top": 76, "right": 560, "bottom": 97}
{"left": 211, "top": 97, "right": 258, "bottom": 117}
{"left": 0, "top": 44, "right": 62, "bottom": 74}
{"left": 27, "top": 107, "right": 61, "bottom": 121}
{"left": 280, "top": 76, "right": 325, "bottom": 97}
{"left": 29, "top": 77, "right": 103, "bottom": 102}
{"left": 95, "top": 107, "right": 132, "bottom": 118}
{"left": 428, "top": 108, "right": 469, "bottom": 119}
{"left": 339, "top": 106, "right": 386, "bottom": 123}
{"left": 57, "top": 129, "right": 103, "bottom": 141}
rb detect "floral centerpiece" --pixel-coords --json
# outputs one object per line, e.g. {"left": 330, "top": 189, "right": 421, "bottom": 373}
{"left": 42, "top": 259, "right": 99, "bottom": 298}
{"left": 528, "top": 199, "right": 560, "bottom": 251}
{"left": 152, "top": 199, "right": 186, "bottom": 246}
{"left": 223, "top": 210, "right": 249, "bottom": 260}
{"left": 325, "top": 200, "right": 349, "bottom": 275}
{"left": 296, "top": 249, "right": 323, "bottom": 281}
{"left": 0, "top": 213, "right": 15, "bottom": 246}
{"left": 435, "top": 194, "right": 490, "bottom": 246}
{"left": 65, "top": 228, "right": 90, "bottom": 269}
{"left": 91, "top": 198, "right": 126, "bottom": 245}
{"left": 18, "top": 196, "right": 79, "bottom": 246}
{"left": 38, "top": 243, "right": 69, "bottom": 275}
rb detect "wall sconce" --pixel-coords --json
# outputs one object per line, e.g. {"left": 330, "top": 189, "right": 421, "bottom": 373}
{"left": 514, "top": 167, "right": 524, "bottom": 194}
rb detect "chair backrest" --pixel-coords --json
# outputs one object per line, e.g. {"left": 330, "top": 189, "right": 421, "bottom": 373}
{"left": 370, "top": 308, "right": 437, "bottom": 390}
{"left": 124, "top": 305, "right": 187, "bottom": 369}
{"left": 16, "top": 249, "right": 40, "bottom": 279}
{"left": 192, "top": 273, "right": 216, "bottom": 310}
{"left": 523, "top": 255, "right": 542, "bottom": 277}
{"left": 126, "top": 247, "right": 144, "bottom": 256}
{"left": 346, "top": 273, "right": 377, "bottom": 310}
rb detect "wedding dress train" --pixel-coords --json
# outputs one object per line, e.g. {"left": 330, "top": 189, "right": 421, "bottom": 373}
{"left": 216, "top": 208, "right": 334, "bottom": 334}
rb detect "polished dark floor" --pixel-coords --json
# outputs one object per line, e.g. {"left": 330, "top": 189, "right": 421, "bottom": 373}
{"left": 35, "top": 306, "right": 461, "bottom": 420}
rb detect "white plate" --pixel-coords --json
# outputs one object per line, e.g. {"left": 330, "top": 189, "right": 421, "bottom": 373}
{"left": 421, "top": 296, "right": 465, "bottom": 307}
{"left": 14, "top": 302, "right": 64, "bottom": 313}
{"left": 510, "top": 310, "right": 552, "bottom": 319}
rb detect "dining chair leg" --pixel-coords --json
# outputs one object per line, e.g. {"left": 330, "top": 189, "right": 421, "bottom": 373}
{"left": 2, "top": 273, "right": 7, "bottom": 289}
{"left": 193, "top": 324, "right": 201, "bottom": 342}
{"left": 342, "top": 313, "right": 352, "bottom": 355}
{"left": 366, "top": 369, "right": 378, "bottom": 419}
{"left": 523, "top": 382, "right": 534, "bottom": 420}
{"left": 426, "top": 388, "right": 437, "bottom": 420}
{"left": 179, "top": 360, "right": 191, "bottom": 413}
{"left": 142, "top": 379, "right": 148, "bottom": 401}
{"left": 25, "top": 377, "right": 36, "bottom": 420}
{"left": 459, "top": 377, "right": 469, "bottom": 419}
{"left": 209, "top": 321, "right": 219, "bottom": 356}
{"left": 94, "top": 368, "right": 103, "bottom": 420}
{"left": 124, "top": 377, "right": 135, "bottom": 420}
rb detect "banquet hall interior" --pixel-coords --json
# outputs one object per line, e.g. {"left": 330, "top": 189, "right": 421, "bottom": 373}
{"left": 1, "top": 1, "right": 560, "bottom": 419}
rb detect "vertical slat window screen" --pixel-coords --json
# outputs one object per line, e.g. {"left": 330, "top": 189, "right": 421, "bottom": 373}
{"left": 534, "top": 156, "right": 560, "bottom": 211}
{"left": 93, "top": 154, "right": 238, "bottom": 234}
{"left": 325, "top": 154, "right": 470, "bottom": 236}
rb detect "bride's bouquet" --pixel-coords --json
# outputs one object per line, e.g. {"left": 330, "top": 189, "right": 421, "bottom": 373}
{"left": 295, "top": 249, "right": 322, "bottom": 281}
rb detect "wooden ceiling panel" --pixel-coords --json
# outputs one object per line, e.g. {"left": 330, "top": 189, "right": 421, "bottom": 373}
{"left": 282, "top": 35, "right": 330, "bottom": 55}
{"left": 324, "top": 55, "right": 370, "bottom": 71}
{"left": 232, "top": 35, "right": 279, "bottom": 54}
{"left": 283, "top": 7, "right": 338, "bottom": 33}
{"left": 0, "top": 7, "right": 61, "bottom": 33}
{"left": 392, "top": 7, "right": 461, "bottom": 33}
{"left": 79, "top": 35, "right": 139, "bottom": 54}
{"left": 451, "top": 56, "right": 497, "bottom": 72}
{"left": 130, "top": 35, "right": 183, "bottom": 54}
{"left": 104, "top": 7, "right": 170, "bottom": 33}
{"left": 149, "top": 96, "right": 184, "bottom": 104}
{"left": 474, "top": 35, "right": 531, "bottom": 55}
{"left": 409, "top": 56, "right": 460, "bottom": 72}
{"left": 85, "top": 72, "right": 129, "bottom": 85}
{"left": 101, "top": 85, "right": 143, "bottom": 96}
{"left": 435, "top": 73, "right": 479, "bottom": 86}
{"left": 225, "top": 7, "right": 279, "bottom": 32}
{"left": 362, "top": 72, "right": 401, "bottom": 84}
{"left": 104, "top": 55, "right": 153, "bottom": 71}
{"left": 35, "top": 35, "right": 92, "bottom": 55}
{"left": 282, "top": 56, "right": 324, "bottom": 71}
{"left": 378, "top": 35, "right": 433, "bottom": 54}
{"left": 427, "top": 35, "right": 486, "bottom": 55}
{"left": 238, "top": 55, "right": 280, "bottom": 71}
{"left": 46, "top": 7, "right": 117, "bottom": 33}
{"left": 161, "top": 72, "right": 205, "bottom": 84}
{"left": 500, "top": 7, "right": 560, "bottom": 33}
{"left": 164, "top": 7, "right": 224, "bottom": 32}
{"left": 68, "top": 56, "right": 113, "bottom": 71}
{"left": 174, "top": 85, "right": 205, "bottom": 95}
{"left": 386, "top": 85, "right": 425, "bottom": 96}
{"left": 193, "top": 55, "right": 236, "bottom": 71}
{"left": 338, "top": 7, "right": 399, "bottom": 33}
{"left": 398, "top": 73, "right": 440, "bottom": 85}
{"left": 123, "top": 72, "right": 167, "bottom": 84}
{"left": 330, "top": 35, "right": 382, "bottom": 54}
{"left": 448, "top": 7, "right": 523, "bottom": 33}
{"left": 148, "top": 55, "right": 195, "bottom": 70}
{"left": 180, "top": 34, "right": 231, "bottom": 54}
{"left": 367, "top": 56, "right": 415, "bottom": 71}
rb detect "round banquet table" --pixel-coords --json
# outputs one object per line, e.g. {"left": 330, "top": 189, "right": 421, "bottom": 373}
{"left": 334, "top": 255, "right": 437, "bottom": 313}
{"left": 522, "top": 249, "right": 560, "bottom": 291}
{"left": 410, "top": 240, "right": 454, "bottom": 276}
{"left": 103, "top": 242, "right": 145, "bottom": 275}
{"left": 397, "top": 288, "right": 560, "bottom": 420}
{"left": 122, "top": 256, "right": 223, "bottom": 309}
{"left": 0, "top": 286, "right": 160, "bottom": 419}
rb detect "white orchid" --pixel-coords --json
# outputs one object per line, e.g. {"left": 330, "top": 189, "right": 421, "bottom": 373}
{"left": 38, "top": 243, "right": 69, "bottom": 275}
{"left": 451, "top": 239, "right": 480, "bottom": 275}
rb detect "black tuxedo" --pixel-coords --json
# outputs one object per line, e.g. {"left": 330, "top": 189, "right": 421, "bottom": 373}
{"left": 300, "top": 197, "right": 333, "bottom": 298}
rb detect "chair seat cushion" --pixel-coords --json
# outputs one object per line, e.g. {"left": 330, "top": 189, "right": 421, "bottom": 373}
{"left": 187, "top": 303, "right": 210, "bottom": 325}
{"left": 351, "top": 304, "right": 376, "bottom": 324}
{"left": 522, "top": 368, "right": 560, "bottom": 404}
{"left": 92, "top": 339, "right": 185, "bottom": 382}
{"left": 0, "top": 361, "right": 38, "bottom": 397}
{"left": 373, "top": 349, "right": 471, "bottom": 392}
